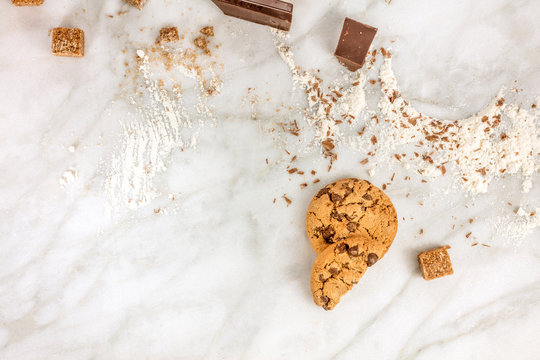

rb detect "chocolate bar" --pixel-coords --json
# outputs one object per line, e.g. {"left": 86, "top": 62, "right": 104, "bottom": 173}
{"left": 334, "top": 18, "right": 377, "bottom": 72}
{"left": 210, "top": 0, "right": 293, "bottom": 31}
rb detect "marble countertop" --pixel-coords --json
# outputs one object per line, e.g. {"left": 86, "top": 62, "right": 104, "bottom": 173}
{"left": 1, "top": 0, "right": 539, "bottom": 359}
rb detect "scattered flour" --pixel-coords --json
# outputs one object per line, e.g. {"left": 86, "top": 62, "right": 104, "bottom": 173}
{"left": 495, "top": 207, "right": 540, "bottom": 243}
{"left": 59, "top": 168, "right": 77, "bottom": 186}
{"left": 270, "top": 29, "right": 369, "bottom": 167}
{"left": 377, "top": 57, "right": 539, "bottom": 195}
{"left": 106, "top": 51, "right": 192, "bottom": 210}
{"left": 106, "top": 37, "right": 222, "bottom": 212}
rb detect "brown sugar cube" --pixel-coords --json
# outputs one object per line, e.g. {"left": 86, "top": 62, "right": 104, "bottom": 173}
{"left": 334, "top": 17, "right": 377, "bottom": 72}
{"left": 158, "top": 27, "right": 179, "bottom": 43}
{"left": 200, "top": 26, "right": 214, "bottom": 37}
{"left": 12, "top": 0, "right": 44, "bottom": 6}
{"left": 418, "top": 246, "right": 454, "bottom": 280}
{"left": 124, "top": 0, "right": 147, "bottom": 10}
{"left": 51, "top": 28, "right": 84, "bottom": 57}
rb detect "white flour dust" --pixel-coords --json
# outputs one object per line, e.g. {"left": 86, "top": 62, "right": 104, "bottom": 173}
{"left": 105, "top": 28, "right": 222, "bottom": 212}
{"left": 375, "top": 57, "right": 539, "bottom": 240}
{"left": 269, "top": 29, "right": 369, "bottom": 166}
{"left": 106, "top": 50, "right": 193, "bottom": 211}
{"left": 377, "top": 57, "right": 539, "bottom": 195}
{"left": 59, "top": 168, "right": 77, "bottom": 187}
{"left": 495, "top": 207, "right": 540, "bottom": 243}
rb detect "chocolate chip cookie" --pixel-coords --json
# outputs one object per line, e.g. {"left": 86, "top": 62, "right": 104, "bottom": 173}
{"left": 306, "top": 178, "right": 398, "bottom": 256}
{"left": 310, "top": 234, "right": 386, "bottom": 310}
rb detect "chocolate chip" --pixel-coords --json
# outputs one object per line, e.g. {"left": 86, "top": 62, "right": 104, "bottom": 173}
{"left": 343, "top": 213, "right": 354, "bottom": 221}
{"left": 321, "top": 226, "right": 336, "bottom": 243}
{"left": 319, "top": 274, "right": 326, "bottom": 281}
{"left": 348, "top": 245, "right": 360, "bottom": 256}
{"left": 316, "top": 187, "right": 330, "bottom": 198}
{"left": 367, "top": 253, "right": 379, "bottom": 267}
{"left": 330, "top": 193, "right": 343, "bottom": 203}
{"left": 346, "top": 222, "right": 356, "bottom": 232}
{"left": 330, "top": 210, "right": 343, "bottom": 221}
{"left": 343, "top": 186, "right": 354, "bottom": 197}
{"left": 320, "top": 295, "right": 330, "bottom": 304}
{"left": 329, "top": 267, "right": 340, "bottom": 275}
{"left": 362, "top": 193, "right": 372, "bottom": 200}
{"left": 336, "top": 242, "right": 349, "bottom": 254}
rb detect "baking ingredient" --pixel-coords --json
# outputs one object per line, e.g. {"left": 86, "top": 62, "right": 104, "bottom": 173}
{"left": 210, "top": 0, "right": 293, "bottom": 31}
{"left": 270, "top": 29, "right": 369, "bottom": 167}
{"left": 417, "top": 246, "right": 454, "bottom": 281}
{"left": 106, "top": 30, "right": 222, "bottom": 212}
{"left": 377, "top": 56, "right": 539, "bottom": 195}
{"left": 51, "top": 27, "right": 84, "bottom": 57}
{"left": 335, "top": 18, "right": 378, "bottom": 72}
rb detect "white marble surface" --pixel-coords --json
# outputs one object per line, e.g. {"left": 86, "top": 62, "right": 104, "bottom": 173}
{"left": 1, "top": 0, "right": 539, "bottom": 359}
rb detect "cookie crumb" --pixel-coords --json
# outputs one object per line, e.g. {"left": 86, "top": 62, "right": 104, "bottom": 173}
{"left": 194, "top": 36, "right": 210, "bottom": 55}
{"left": 124, "top": 0, "right": 147, "bottom": 10}
{"left": 200, "top": 26, "right": 214, "bottom": 37}
{"left": 51, "top": 28, "right": 84, "bottom": 57}
{"left": 418, "top": 246, "right": 454, "bottom": 281}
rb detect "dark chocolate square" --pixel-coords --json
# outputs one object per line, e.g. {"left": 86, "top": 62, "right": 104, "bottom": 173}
{"left": 334, "top": 18, "right": 377, "bottom": 72}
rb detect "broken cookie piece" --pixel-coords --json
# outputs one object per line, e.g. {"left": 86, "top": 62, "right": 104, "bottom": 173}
{"left": 306, "top": 178, "right": 398, "bottom": 256}
{"left": 158, "top": 26, "right": 179, "bottom": 43}
{"left": 51, "top": 27, "right": 84, "bottom": 57}
{"left": 12, "top": 0, "right": 43, "bottom": 6}
{"left": 418, "top": 245, "right": 454, "bottom": 280}
{"left": 124, "top": 0, "right": 147, "bottom": 10}
{"left": 200, "top": 26, "right": 214, "bottom": 37}
{"left": 311, "top": 234, "right": 386, "bottom": 310}
{"left": 193, "top": 36, "right": 210, "bottom": 55}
